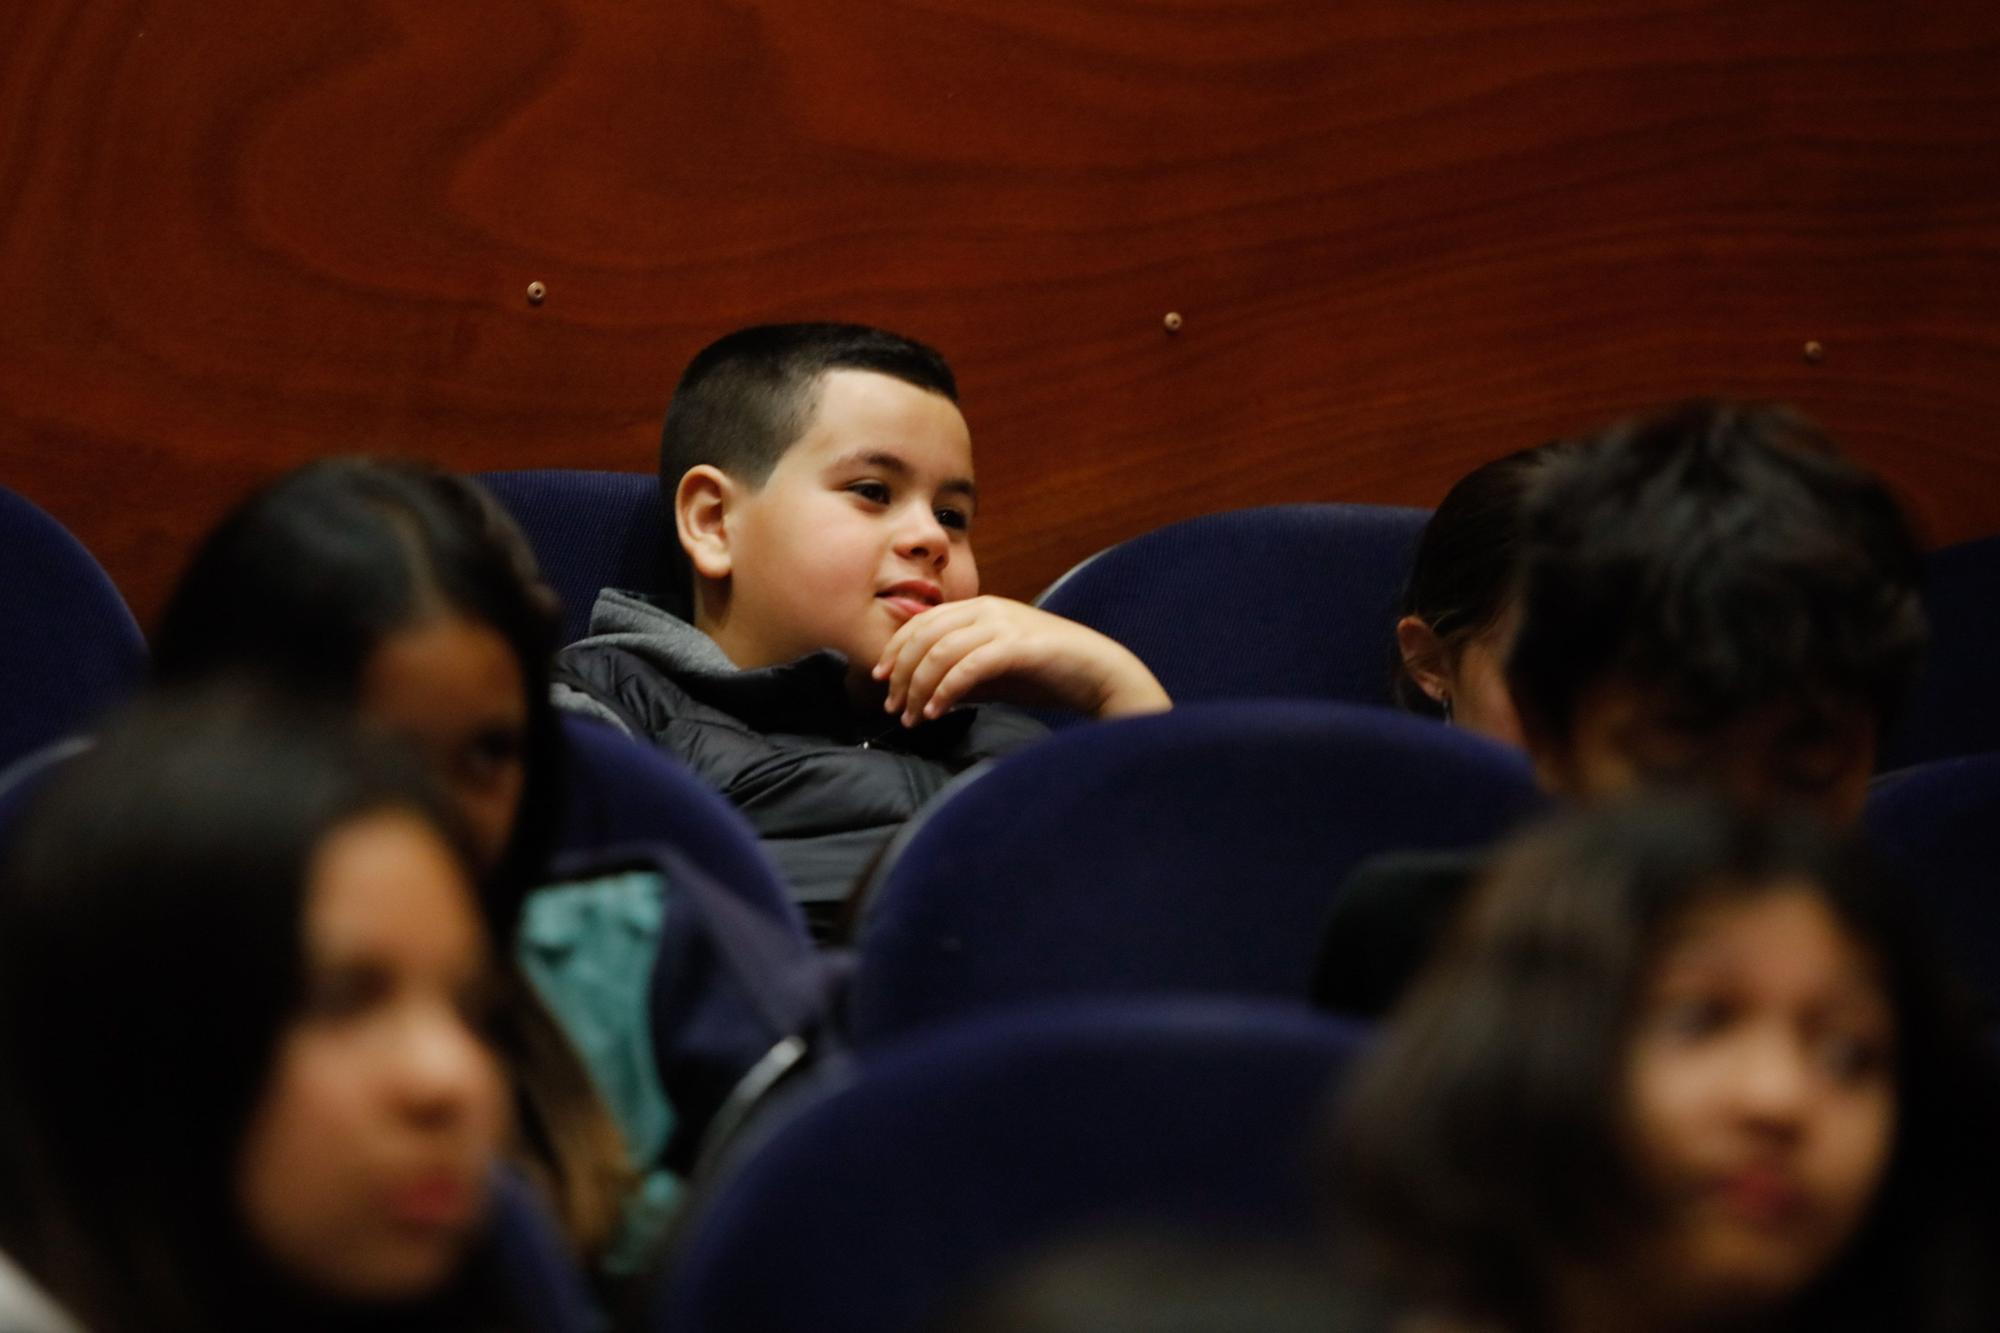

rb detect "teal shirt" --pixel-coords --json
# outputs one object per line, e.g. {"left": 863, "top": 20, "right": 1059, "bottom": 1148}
{"left": 518, "top": 870, "right": 683, "bottom": 1272}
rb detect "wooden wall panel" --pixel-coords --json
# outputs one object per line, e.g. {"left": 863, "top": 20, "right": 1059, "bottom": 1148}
{"left": 3, "top": 0, "right": 1997, "bottom": 631}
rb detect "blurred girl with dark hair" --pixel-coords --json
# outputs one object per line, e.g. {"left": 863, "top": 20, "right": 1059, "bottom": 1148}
{"left": 1392, "top": 442, "right": 1575, "bottom": 748}
{"left": 154, "top": 457, "right": 562, "bottom": 921}
{"left": 1333, "top": 797, "right": 2000, "bottom": 1333}
{"left": 0, "top": 692, "right": 520, "bottom": 1332}
{"left": 152, "top": 458, "right": 629, "bottom": 1263}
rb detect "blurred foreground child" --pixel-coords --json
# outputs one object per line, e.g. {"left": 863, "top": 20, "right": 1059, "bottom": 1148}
{"left": 0, "top": 693, "right": 522, "bottom": 1332}
{"left": 1333, "top": 798, "right": 2000, "bottom": 1333}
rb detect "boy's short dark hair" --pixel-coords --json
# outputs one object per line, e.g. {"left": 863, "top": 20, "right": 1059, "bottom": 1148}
{"left": 660, "top": 322, "right": 958, "bottom": 489}
{"left": 656, "top": 322, "right": 958, "bottom": 606}
{"left": 1506, "top": 400, "right": 1927, "bottom": 741}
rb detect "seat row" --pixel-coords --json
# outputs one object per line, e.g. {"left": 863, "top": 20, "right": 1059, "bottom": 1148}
{"left": 7, "top": 477, "right": 2000, "bottom": 778}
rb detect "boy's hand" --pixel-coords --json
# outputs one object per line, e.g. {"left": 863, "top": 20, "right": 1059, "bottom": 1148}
{"left": 872, "top": 596, "right": 1171, "bottom": 726}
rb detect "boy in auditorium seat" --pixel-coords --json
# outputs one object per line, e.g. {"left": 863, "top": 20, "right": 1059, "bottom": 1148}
{"left": 1312, "top": 399, "right": 1927, "bottom": 1018}
{"left": 553, "top": 323, "right": 1169, "bottom": 936}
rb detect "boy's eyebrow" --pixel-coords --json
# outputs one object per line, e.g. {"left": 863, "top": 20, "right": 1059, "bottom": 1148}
{"left": 830, "top": 450, "right": 978, "bottom": 505}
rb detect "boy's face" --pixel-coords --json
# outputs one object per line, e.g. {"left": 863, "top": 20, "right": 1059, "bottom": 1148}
{"left": 1528, "top": 678, "right": 1877, "bottom": 826}
{"left": 707, "top": 369, "right": 979, "bottom": 671}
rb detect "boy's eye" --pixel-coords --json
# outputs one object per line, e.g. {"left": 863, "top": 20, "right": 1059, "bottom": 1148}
{"left": 936, "top": 506, "right": 970, "bottom": 532}
{"left": 848, "top": 481, "right": 891, "bottom": 505}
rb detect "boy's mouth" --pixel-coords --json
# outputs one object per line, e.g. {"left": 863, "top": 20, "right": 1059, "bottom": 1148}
{"left": 877, "top": 581, "right": 942, "bottom": 621}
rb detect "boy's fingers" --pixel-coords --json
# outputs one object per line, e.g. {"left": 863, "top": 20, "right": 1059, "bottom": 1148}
{"left": 880, "top": 602, "right": 987, "bottom": 709}
{"left": 923, "top": 643, "right": 1011, "bottom": 717}
{"left": 899, "top": 625, "right": 991, "bottom": 723}
{"left": 878, "top": 616, "right": 944, "bottom": 710}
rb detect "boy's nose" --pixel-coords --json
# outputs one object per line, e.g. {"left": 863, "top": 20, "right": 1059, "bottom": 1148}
{"left": 896, "top": 513, "right": 951, "bottom": 567}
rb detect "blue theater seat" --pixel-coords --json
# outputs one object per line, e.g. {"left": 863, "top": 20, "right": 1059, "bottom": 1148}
{"left": 0, "top": 487, "right": 146, "bottom": 773}
{"left": 485, "top": 1167, "right": 603, "bottom": 1332}
{"left": 477, "top": 469, "right": 666, "bottom": 647}
{"left": 1866, "top": 751, "right": 2000, "bottom": 1017}
{"left": 849, "top": 700, "right": 1544, "bottom": 1045}
{"left": 656, "top": 999, "right": 1370, "bottom": 1333}
{"left": 554, "top": 713, "right": 792, "bottom": 915}
{"left": 1035, "top": 503, "right": 1430, "bottom": 714}
{"left": 1881, "top": 531, "right": 2000, "bottom": 770}
{"left": 551, "top": 715, "right": 835, "bottom": 1169}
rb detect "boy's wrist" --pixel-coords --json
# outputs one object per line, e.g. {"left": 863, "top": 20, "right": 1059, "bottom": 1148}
{"left": 1091, "top": 653, "right": 1172, "bottom": 718}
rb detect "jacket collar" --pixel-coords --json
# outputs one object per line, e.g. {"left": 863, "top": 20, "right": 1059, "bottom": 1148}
{"left": 577, "top": 589, "right": 981, "bottom": 751}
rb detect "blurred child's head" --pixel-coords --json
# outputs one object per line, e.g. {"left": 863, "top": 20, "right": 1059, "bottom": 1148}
{"left": 1507, "top": 401, "right": 1926, "bottom": 823}
{"left": 1335, "top": 797, "right": 1996, "bottom": 1332}
{"left": 153, "top": 458, "right": 563, "bottom": 917}
{"left": 660, "top": 323, "right": 979, "bottom": 673}
{"left": 1394, "top": 441, "right": 1580, "bottom": 747}
{"left": 0, "top": 690, "right": 509, "bottom": 1329}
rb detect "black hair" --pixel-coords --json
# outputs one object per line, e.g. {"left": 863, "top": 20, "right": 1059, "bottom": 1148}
{"left": 656, "top": 321, "right": 959, "bottom": 613}
{"left": 1506, "top": 400, "right": 1927, "bottom": 743}
{"left": 0, "top": 688, "right": 516, "bottom": 1332}
{"left": 151, "top": 459, "right": 632, "bottom": 1263}
{"left": 1332, "top": 796, "right": 2000, "bottom": 1331}
{"left": 152, "top": 457, "right": 564, "bottom": 929}
{"left": 1393, "top": 441, "right": 1578, "bottom": 716}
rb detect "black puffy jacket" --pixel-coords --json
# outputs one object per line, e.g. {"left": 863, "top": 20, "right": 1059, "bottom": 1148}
{"left": 552, "top": 590, "right": 1047, "bottom": 934}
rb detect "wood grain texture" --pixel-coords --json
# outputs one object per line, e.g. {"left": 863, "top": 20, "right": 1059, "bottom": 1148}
{"left": 4, "top": 0, "right": 1997, "bottom": 631}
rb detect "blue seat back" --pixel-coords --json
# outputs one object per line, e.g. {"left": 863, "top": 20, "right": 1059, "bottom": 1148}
{"left": 1866, "top": 751, "right": 2000, "bottom": 1016}
{"left": 0, "top": 488, "right": 147, "bottom": 771}
{"left": 1882, "top": 532, "right": 2000, "bottom": 770}
{"left": 658, "top": 1000, "right": 1370, "bottom": 1333}
{"left": 477, "top": 470, "right": 665, "bottom": 646}
{"left": 0, "top": 737, "right": 92, "bottom": 870}
{"left": 1035, "top": 503, "right": 1430, "bottom": 713}
{"left": 484, "top": 1167, "right": 604, "bottom": 1332}
{"left": 555, "top": 713, "right": 790, "bottom": 913}
{"left": 552, "top": 716, "right": 835, "bottom": 1168}
{"left": 850, "top": 701, "right": 1544, "bottom": 1045}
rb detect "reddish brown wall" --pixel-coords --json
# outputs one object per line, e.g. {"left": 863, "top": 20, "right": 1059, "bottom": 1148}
{"left": 4, "top": 1, "right": 1997, "bottom": 631}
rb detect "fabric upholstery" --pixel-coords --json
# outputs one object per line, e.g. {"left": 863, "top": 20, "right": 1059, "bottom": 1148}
{"left": 476, "top": 469, "right": 666, "bottom": 647}
{"left": 552, "top": 717, "right": 836, "bottom": 1170}
{"left": 657, "top": 1000, "right": 1370, "bottom": 1333}
{"left": 485, "top": 1168, "right": 603, "bottom": 1332}
{"left": 1865, "top": 751, "right": 2000, "bottom": 1017}
{"left": 554, "top": 713, "right": 793, "bottom": 917}
{"left": 1881, "top": 532, "right": 2000, "bottom": 770}
{"left": 849, "top": 700, "right": 1545, "bottom": 1045}
{"left": 1035, "top": 503, "right": 1430, "bottom": 713}
{"left": 0, "top": 488, "right": 146, "bottom": 772}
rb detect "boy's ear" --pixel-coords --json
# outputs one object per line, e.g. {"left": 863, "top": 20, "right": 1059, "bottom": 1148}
{"left": 675, "top": 465, "right": 738, "bottom": 581}
{"left": 1394, "top": 616, "right": 1452, "bottom": 706}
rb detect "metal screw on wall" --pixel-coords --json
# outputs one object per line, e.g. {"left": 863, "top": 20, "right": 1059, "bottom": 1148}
{"left": 526, "top": 281, "right": 548, "bottom": 307}
{"left": 1163, "top": 311, "right": 1183, "bottom": 334}
{"left": 1802, "top": 339, "right": 1825, "bottom": 365}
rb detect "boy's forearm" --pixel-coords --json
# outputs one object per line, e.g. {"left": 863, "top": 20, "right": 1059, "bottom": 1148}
{"left": 1092, "top": 651, "right": 1172, "bottom": 718}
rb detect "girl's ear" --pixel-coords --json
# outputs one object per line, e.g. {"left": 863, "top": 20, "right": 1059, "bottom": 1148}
{"left": 676, "top": 465, "right": 736, "bottom": 581}
{"left": 1396, "top": 616, "right": 1453, "bottom": 706}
